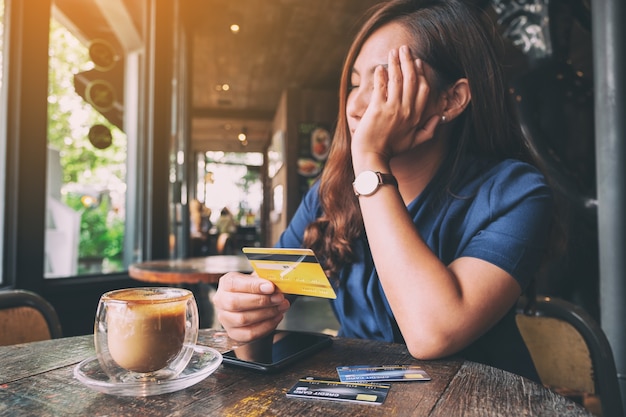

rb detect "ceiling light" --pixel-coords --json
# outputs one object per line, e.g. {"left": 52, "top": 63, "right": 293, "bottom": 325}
{"left": 238, "top": 127, "right": 248, "bottom": 142}
{"left": 230, "top": 24, "right": 240, "bottom": 34}
{"left": 221, "top": 83, "right": 230, "bottom": 91}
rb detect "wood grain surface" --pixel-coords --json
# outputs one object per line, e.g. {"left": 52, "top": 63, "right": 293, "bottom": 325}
{"left": 0, "top": 329, "right": 593, "bottom": 416}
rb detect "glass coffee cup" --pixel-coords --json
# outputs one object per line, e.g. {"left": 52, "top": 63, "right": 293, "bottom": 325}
{"left": 95, "top": 287, "right": 199, "bottom": 382}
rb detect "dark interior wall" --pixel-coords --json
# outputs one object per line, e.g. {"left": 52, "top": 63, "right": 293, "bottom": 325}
{"left": 43, "top": 276, "right": 144, "bottom": 337}
{"left": 489, "top": 0, "right": 598, "bottom": 319}
{"left": 267, "top": 88, "right": 339, "bottom": 245}
{"left": 284, "top": 88, "right": 338, "bottom": 222}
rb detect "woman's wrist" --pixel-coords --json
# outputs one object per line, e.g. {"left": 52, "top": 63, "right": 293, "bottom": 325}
{"left": 351, "top": 150, "right": 392, "bottom": 175}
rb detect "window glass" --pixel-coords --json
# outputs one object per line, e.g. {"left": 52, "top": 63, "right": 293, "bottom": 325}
{"left": 45, "top": 16, "right": 127, "bottom": 277}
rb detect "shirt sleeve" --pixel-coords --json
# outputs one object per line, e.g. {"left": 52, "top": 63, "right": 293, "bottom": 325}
{"left": 275, "top": 181, "right": 322, "bottom": 249}
{"left": 459, "top": 162, "right": 553, "bottom": 289}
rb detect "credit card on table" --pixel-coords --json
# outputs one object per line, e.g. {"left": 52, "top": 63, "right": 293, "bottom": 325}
{"left": 242, "top": 248, "right": 336, "bottom": 299}
{"left": 286, "top": 376, "right": 390, "bottom": 405}
{"left": 336, "top": 365, "right": 432, "bottom": 383}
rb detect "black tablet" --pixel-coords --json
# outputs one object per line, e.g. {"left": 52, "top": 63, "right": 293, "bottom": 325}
{"left": 221, "top": 330, "right": 333, "bottom": 373}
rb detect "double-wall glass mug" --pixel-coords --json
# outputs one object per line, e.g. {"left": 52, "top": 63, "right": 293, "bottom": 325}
{"left": 95, "top": 287, "right": 199, "bottom": 382}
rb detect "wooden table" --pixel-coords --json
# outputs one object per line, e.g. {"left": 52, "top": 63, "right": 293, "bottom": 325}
{"left": 0, "top": 329, "right": 593, "bottom": 416}
{"left": 128, "top": 255, "right": 253, "bottom": 285}
{"left": 128, "top": 255, "right": 253, "bottom": 328}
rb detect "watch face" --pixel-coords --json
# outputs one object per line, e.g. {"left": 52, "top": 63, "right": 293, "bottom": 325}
{"left": 354, "top": 171, "right": 379, "bottom": 196}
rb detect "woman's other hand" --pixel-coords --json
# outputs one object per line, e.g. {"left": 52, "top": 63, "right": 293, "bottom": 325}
{"left": 213, "top": 272, "right": 290, "bottom": 342}
{"left": 348, "top": 43, "right": 441, "bottom": 163}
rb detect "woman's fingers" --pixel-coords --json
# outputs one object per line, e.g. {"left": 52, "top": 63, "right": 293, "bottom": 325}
{"left": 386, "top": 48, "right": 402, "bottom": 104}
{"left": 213, "top": 272, "right": 290, "bottom": 342}
{"left": 399, "top": 46, "right": 418, "bottom": 111}
{"left": 217, "top": 301, "right": 288, "bottom": 329}
{"left": 215, "top": 273, "right": 287, "bottom": 309}
{"left": 387, "top": 45, "right": 422, "bottom": 120}
{"left": 352, "top": 46, "right": 436, "bottom": 158}
{"left": 219, "top": 312, "right": 285, "bottom": 342}
{"left": 372, "top": 63, "right": 389, "bottom": 106}
{"left": 218, "top": 272, "right": 275, "bottom": 295}
{"left": 384, "top": 46, "right": 427, "bottom": 129}
{"left": 215, "top": 296, "right": 289, "bottom": 342}
{"left": 414, "top": 114, "right": 442, "bottom": 144}
{"left": 216, "top": 288, "right": 287, "bottom": 311}
{"left": 413, "top": 58, "right": 430, "bottom": 121}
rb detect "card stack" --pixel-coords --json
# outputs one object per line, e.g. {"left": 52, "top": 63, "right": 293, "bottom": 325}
{"left": 286, "top": 376, "right": 390, "bottom": 405}
{"left": 286, "top": 365, "right": 431, "bottom": 405}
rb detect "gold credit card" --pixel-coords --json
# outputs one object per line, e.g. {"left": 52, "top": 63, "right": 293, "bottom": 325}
{"left": 242, "top": 247, "right": 336, "bottom": 299}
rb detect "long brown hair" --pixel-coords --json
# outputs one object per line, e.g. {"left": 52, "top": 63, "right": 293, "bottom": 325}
{"left": 303, "top": 0, "right": 553, "bottom": 278}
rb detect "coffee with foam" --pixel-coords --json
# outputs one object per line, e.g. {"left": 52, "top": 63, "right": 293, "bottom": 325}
{"left": 95, "top": 287, "right": 199, "bottom": 381}
{"left": 106, "top": 290, "right": 187, "bottom": 372}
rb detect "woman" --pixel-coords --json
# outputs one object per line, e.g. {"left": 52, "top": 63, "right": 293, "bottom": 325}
{"left": 213, "top": 0, "right": 556, "bottom": 381}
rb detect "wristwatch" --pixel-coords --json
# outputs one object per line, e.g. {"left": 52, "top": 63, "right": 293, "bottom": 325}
{"left": 352, "top": 170, "right": 398, "bottom": 196}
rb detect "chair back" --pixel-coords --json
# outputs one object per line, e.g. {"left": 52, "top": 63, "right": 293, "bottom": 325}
{"left": 0, "top": 289, "right": 63, "bottom": 346}
{"left": 516, "top": 295, "right": 623, "bottom": 417}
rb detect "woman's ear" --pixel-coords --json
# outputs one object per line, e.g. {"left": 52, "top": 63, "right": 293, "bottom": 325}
{"left": 441, "top": 78, "right": 471, "bottom": 122}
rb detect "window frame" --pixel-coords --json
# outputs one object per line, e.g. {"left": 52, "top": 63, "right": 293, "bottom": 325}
{"left": 1, "top": 0, "right": 180, "bottom": 293}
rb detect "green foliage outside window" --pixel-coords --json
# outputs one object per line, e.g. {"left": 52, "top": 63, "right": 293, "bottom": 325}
{"left": 48, "top": 19, "right": 127, "bottom": 275}
{"left": 64, "top": 193, "right": 124, "bottom": 274}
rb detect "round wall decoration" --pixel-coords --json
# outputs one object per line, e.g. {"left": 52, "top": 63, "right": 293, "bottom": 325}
{"left": 85, "top": 80, "right": 116, "bottom": 113}
{"left": 88, "top": 124, "right": 113, "bottom": 149}
{"left": 89, "top": 39, "right": 117, "bottom": 71}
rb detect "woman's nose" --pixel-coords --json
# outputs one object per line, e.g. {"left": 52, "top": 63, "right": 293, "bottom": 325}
{"left": 346, "top": 88, "right": 369, "bottom": 121}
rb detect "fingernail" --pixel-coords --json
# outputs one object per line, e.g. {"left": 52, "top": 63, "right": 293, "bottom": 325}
{"left": 278, "top": 302, "right": 290, "bottom": 312}
{"left": 270, "top": 294, "right": 283, "bottom": 303}
{"left": 260, "top": 283, "right": 274, "bottom": 293}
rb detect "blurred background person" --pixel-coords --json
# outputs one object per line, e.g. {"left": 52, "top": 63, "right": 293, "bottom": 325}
{"left": 216, "top": 207, "right": 237, "bottom": 254}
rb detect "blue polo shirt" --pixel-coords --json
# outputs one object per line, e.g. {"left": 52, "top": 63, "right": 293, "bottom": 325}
{"left": 277, "top": 155, "right": 552, "bottom": 381}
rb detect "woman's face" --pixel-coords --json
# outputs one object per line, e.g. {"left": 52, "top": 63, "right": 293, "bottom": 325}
{"left": 346, "top": 22, "right": 441, "bottom": 138}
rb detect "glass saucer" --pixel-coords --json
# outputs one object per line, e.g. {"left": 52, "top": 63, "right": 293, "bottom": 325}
{"left": 74, "top": 344, "right": 222, "bottom": 396}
